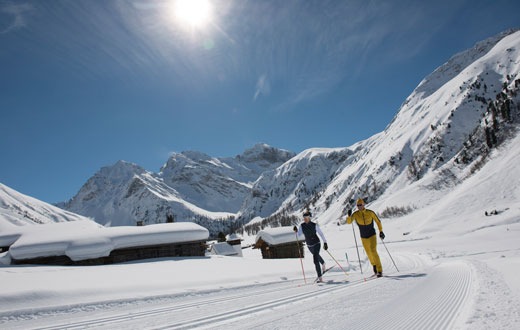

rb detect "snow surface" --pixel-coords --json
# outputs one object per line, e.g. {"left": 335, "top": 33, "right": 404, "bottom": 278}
{"left": 1, "top": 212, "right": 519, "bottom": 329}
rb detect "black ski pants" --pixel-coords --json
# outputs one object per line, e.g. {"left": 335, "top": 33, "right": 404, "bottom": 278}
{"left": 307, "top": 243, "right": 325, "bottom": 277}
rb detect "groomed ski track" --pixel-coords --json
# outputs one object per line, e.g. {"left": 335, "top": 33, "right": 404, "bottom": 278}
{"left": 1, "top": 253, "right": 475, "bottom": 330}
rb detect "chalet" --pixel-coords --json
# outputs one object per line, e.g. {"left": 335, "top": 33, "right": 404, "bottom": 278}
{"left": 209, "top": 233, "right": 244, "bottom": 257}
{"left": 225, "top": 233, "right": 243, "bottom": 257}
{"left": 3, "top": 221, "right": 209, "bottom": 266}
{"left": 254, "top": 227, "right": 304, "bottom": 259}
{"left": 209, "top": 242, "right": 239, "bottom": 257}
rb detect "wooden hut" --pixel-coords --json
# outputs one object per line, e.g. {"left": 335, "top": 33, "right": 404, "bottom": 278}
{"left": 209, "top": 242, "right": 239, "bottom": 257}
{"left": 11, "top": 240, "right": 208, "bottom": 266}
{"left": 6, "top": 222, "right": 209, "bottom": 266}
{"left": 226, "top": 233, "right": 244, "bottom": 257}
{"left": 226, "top": 233, "right": 243, "bottom": 246}
{"left": 254, "top": 227, "right": 304, "bottom": 259}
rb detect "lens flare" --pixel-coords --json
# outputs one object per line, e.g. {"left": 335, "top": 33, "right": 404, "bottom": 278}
{"left": 174, "top": 0, "right": 212, "bottom": 28}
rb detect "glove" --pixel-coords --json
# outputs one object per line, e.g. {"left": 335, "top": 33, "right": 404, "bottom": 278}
{"left": 323, "top": 242, "right": 328, "bottom": 250}
{"left": 379, "top": 232, "right": 385, "bottom": 240}
{"left": 347, "top": 209, "right": 352, "bottom": 217}
{"left": 293, "top": 225, "right": 298, "bottom": 232}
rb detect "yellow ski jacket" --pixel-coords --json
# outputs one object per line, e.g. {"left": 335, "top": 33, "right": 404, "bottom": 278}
{"left": 347, "top": 209, "right": 383, "bottom": 239}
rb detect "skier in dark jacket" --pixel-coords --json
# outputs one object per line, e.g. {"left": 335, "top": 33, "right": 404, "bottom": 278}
{"left": 293, "top": 211, "right": 328, "bottom": 282}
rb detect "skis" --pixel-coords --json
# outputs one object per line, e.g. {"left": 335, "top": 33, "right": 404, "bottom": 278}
{"left": 315, "top": 265, "right": 335, "bottom": 283}
{"left": 364, "top": 273, "right": 384, "bottom": 281}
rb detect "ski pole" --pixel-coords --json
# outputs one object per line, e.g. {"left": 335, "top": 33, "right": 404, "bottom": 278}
{"left": 325, "top": 249, "right": 349, "bottom": 278}
{"left": 380, "top": 238, "right": 399, "bottom": 272}
{"left": 295, "top": 231, "right": 307, "bottom": 284}
{"left": 352, "top": 223, "right": 363, "bottom": 274}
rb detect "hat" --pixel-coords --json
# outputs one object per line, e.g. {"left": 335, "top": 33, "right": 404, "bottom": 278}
{"left": 356, "top": 198, "right": 365, "bottom": 205}
{"left": 303, "top": 211, "right": 312, "bottom": 217}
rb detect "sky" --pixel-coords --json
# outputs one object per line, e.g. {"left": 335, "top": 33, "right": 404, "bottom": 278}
{"left": 1, "top": 0, "right": 520, "bottom": 204}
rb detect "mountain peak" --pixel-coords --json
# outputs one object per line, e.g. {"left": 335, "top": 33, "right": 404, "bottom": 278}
{"left": 180, "top": 150, "right": 212, "bottom": 162}
{"left": 413, "top": 29, "right": 519, "bottom": 99}
{"left": 238, "top": 143, "right": 295, "bottom": 164}
{"left": 98, "top": 160, "right": 146, "bottom": 182}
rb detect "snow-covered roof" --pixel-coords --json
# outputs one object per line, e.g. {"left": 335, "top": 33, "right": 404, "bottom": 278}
{"left": 3, "top": 221, "right": 209, "bottom": 262}
{"left": 210, "top": 242, "right": 238, "bottom": 256}
{"left": 255, "top": 227, "right": 303, "bottom": 246}
{"left": 226, "top": 233, "right": 243, "bottom": 241}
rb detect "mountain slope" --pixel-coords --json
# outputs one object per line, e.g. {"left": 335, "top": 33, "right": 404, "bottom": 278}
{"left": 0, "top": 183, "right": 92, "bottom": 231}
{"left": 237, "top": 29, "right": 520, "bottom": 230}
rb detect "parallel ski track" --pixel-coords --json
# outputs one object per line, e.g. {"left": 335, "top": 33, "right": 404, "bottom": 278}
{"left": 20, "top": 278, "right": 351, "bottom": 330}
{"left": 150, "top": 282, "right": 352, "bottom": 330}
{"left": 349, "top": 261, "right": 473, "bottom": 330}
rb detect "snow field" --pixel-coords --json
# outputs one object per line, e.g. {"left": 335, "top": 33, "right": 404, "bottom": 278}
{"left": 1, "top": 211, "right": 519, "bottom": 329}
{"left": 0, "top": 247, "right": 477, "bottom": 329}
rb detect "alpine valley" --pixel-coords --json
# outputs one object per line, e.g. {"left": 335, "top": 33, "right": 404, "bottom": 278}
{"left": 5, "top": 29, "right": 520, "bottom": 238}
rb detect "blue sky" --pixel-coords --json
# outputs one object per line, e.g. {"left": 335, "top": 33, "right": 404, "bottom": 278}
{"left": 1, "top": 0, "right": 520, "bottom": 204}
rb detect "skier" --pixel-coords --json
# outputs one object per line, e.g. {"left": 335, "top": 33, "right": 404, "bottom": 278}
{"left": 293, "top": 210, "right": 328, "bottom": 282}
{"left": 347, "top": 198, "right": 385, "bottom": 277}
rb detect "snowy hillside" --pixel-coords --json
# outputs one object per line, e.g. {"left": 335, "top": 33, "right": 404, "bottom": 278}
{"left": 0, "top": 183, "right": 92, "bottom": 230}
{"left": 237, "top": 29, "right": 520, "bottom": 231}
{"left": 0, "top": 182, "right": 96, "bottom": 253}
{"left": 60, "top": 144, "right": 294, "bottom": 233}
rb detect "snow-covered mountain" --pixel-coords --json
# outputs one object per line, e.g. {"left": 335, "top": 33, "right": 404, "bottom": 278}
{"left": 59, "top": 144, "right": 294, "bottom": 232}
{"left": 238, "top": 29, "right": 520, "bottom": 231}
{"left": 51, "top": 29, "right": 520, "bottom": 236}
{"left": 160, "top": 144, "right": 295, "bottom": 212}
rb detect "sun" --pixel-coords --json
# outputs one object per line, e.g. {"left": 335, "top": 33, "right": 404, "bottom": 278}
{"left": 174, "top": 0, "right": 212, "bottom": 28}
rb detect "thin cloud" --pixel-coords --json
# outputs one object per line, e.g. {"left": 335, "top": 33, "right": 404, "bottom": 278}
{"left": 0, "top": 2, "right": 34, "bottom": 34}
{"left": 241, "top": 0, "right": 471, "bottom": 112}
{"left": 253, "top": 74, "right": 270, "bottom": 101}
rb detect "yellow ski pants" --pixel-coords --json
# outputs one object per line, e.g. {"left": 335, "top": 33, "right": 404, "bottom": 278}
{"left": 361, "top": 235, "right": 382, "bottom": 273}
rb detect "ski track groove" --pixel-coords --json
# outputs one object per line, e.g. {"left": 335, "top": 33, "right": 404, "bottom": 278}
{"left": 24, "top": 275, "right": 372, "bottom": 330}
{"left": 148, "top": 282, "right": 351, "bottom": 330}
{"left": 352, "top": 261, "right": 472, "bottom": 330}
{"left": 18, "top": 278, "right": 352, "bottom": 330}
{"left": 22, "top": 281, "right": 306, "bottom": 330}
{"left": 151, "top": 274, "right": 393, "bottom": 330}
{"left": 408, "top": 263, "right": 471, "bottom": 330}
{"left": 428, "top": 267, "right": 465, "bottom": 328}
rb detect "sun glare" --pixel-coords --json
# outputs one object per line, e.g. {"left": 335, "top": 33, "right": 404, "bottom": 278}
{"left": 174, "top": 0, "right": 212, "bottom": 28}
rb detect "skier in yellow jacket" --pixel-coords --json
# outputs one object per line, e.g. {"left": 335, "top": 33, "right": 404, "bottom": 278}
{"left": 346, "top": 198, "right": 385, "bottom": 277}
